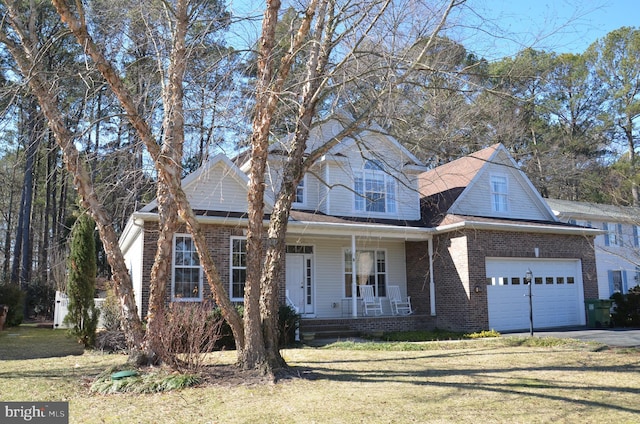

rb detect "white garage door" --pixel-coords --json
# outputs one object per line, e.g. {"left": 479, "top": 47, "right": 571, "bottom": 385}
{"left": 486, "top": 258, "right": 586, "bottom": 332}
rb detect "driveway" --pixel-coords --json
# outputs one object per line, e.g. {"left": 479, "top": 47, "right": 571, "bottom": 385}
{"left": 505, "top": 327, "right": 640, "bottom": 347}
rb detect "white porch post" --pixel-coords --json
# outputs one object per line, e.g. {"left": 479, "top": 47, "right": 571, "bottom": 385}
{"left": 351, "top": 234, "right": 358, "bottom": 317}
{"left": 429, "top": 236, "right": 436, "bottom": 316}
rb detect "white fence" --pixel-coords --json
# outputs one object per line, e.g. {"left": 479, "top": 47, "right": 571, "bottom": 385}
{"left": 53, "top": 291, "right": 106, "bottom": 329}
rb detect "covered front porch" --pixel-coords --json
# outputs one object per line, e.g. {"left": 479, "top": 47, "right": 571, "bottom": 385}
{"left": 283, "top": 224, "right": 436, "bottom": 322}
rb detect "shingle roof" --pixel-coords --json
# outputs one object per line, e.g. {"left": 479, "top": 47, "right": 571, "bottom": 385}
{"left": 419, "top": 144, "right": 500, "bottom": 225}
{"left": 546, "top": 198, "right": 640, "bottom": 222}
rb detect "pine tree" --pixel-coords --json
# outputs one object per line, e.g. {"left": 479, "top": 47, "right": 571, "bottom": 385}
{"left": 64, "top": 213, "right": 99, "bottom": 347}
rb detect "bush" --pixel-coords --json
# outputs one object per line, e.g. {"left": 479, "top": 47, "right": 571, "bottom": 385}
{"left": 210, "top": 305, "right": 244, "bottom": 350}
{"left": 100, "top": 286, "right": 122, "bottom": 331}
{"left": 278, "top": 305, "right": 300, "bottom": 346}
{"left": 610, "top": 286, "right": 640, "bottom": 327}
{"left": 158, "top": 302, "right": 224, "bottom": 372}
{"left": 0, "top": 283, "right": 25, "bottom": 327}
{"left": 211, "top": 304, "right": 300, "bottom": 349}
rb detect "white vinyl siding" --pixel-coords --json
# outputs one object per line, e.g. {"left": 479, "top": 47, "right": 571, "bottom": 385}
{"left": 450, "top": 150, "right": 551, "bottom": 221}
{"left": 123, "top": 229, "right": 145, "bottom": 318}
{"left": 185, "top": 161, "right": 250, "bottom": 212}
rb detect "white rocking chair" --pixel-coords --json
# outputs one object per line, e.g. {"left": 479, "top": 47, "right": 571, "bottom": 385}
{"left": 388, "top": 285, "right": 413, "bottom": 315}
{"left": 360, "top": 285, "right": 383, "bottom": 316}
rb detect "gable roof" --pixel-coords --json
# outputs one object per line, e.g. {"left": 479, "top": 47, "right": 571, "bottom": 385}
{"left": 419, "top": 144, "right": 558, "bottom": 226}
{"left": 265, "top": 114, "right": 425, "bottom": 168}
{"left": 139, "top": 153, "right": 274, "bottom": 214}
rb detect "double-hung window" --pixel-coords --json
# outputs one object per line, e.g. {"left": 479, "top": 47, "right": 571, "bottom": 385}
{"left": 293, "top": 176, "right": 306, "bottom": 206}
{"left": 490, "top": 174, "right": 508, "bottom": 213}
{"left": 230, "top": 237, "right": 247, "bottom": 300}
{"left": 354, "top": 160, "right": 396, "bottom": 214}
{"left": 344, "top": 249, "right": 387, "bottom": 298}
{"left": 172, "top": 235, "right": 203, "bottom": 301}
{"left": 603, "top": 222, "right": 623, "bottom": 247}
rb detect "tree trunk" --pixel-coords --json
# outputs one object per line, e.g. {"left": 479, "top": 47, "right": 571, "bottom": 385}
{"left": 11, "top": 98, "right": 40, "bottom": 289}
{"left": 0, "top": 15, "right": 146, "bottom": 352}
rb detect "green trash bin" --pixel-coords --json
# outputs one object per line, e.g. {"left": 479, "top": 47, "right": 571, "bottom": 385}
{"left": 585, "top": 299, "right": 612, "bottom": 328}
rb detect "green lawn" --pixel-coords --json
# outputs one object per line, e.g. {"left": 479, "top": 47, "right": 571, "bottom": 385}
{"left": 1, "top": 326, "right": 640, "bottom": 423}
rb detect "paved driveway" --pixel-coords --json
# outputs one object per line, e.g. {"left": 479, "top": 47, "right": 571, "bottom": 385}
{"left": 505, "top": 327, "right": 640, "bottom": 347}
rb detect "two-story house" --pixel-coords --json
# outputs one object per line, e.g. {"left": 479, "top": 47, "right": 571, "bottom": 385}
{"left": 119, "top": 118, "right": 599, "bottom": 334}
{"left": 546, "top": 198, "right": 640, "bottom": 298}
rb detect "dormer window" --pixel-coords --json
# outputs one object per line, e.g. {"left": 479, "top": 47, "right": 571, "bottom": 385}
{"left": 293, "top": 176, "right": 305, "bottom": 206}
{"left": 490, "top": 174, "right": 508, "bottom": 213}
{"left": 354, "top": 159, "right": 396, "bottom": 214}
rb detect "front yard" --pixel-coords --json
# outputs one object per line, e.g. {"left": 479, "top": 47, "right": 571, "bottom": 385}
{"left": 1, "top": 326, "right": 639, "bottom": 423}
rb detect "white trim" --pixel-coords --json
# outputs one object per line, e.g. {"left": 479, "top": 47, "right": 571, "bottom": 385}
{"left": 292, "top": 174, "right": 307, "bottom": 208}
{"left": 490, "top": 172, "right": 509, "bottom": 214}
{"left": 343, "top": 247, "right": 389, "bottom": 299}
{"left": 229, "top": 236, "right": 247, "bottom": 302}
{"left": 171, "top": 233, "right": 204, "bottom": 302}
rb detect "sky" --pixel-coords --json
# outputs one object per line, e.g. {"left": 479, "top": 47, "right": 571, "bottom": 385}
{"left": 226, "top": 0, "right": 638, "bottom": 61}
{"left": 459, "top": 0, "right": 639, "bottom": 60}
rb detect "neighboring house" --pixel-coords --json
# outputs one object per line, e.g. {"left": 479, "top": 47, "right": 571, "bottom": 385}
{"left": 546, "top": 198, "right": 640, "bottom": 298}
{"left": 119, "top": 119, "right": 599, "bottom": 333}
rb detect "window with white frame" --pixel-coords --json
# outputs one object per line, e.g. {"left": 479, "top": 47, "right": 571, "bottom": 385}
{"left": 172, "top": 235, "right": 203, "bottom": 301}
{"left": 344, "top": 249, "right": 387, "bottom": 298}
{"left": 293, "top": 176, "right": 305, "bottom": 205}
{"left": 354, "top": 160, "right": 397, "bottom": 214}
{"left": 490, "top": 174, "right": 509, "bottom": 213}
{"left": 230, "top": 237, "right": 247, "bottom": 300}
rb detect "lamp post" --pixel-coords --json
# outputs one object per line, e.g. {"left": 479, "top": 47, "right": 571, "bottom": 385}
{"left": 524, "top": 269, "right": 533, "bottom": 337}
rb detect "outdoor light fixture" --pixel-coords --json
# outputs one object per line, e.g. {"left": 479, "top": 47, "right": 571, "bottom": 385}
{"left": 524, "top": 269, "right": 533, "bottom": 337}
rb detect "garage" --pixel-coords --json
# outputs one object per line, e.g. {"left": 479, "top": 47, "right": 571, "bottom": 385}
{"left": 486, "top": 258, "right": 586, "bottom": 332}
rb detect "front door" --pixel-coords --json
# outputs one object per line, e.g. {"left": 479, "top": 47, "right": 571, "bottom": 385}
{"left": 285, "top": 250, "right": 314, "bottom": 315}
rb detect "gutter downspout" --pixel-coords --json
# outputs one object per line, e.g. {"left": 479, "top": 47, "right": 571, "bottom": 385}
{"left": 429, "top": 236, "right": 435, "bottom": 316}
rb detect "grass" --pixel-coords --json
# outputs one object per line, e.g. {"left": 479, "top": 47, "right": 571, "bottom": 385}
{"left": 2, "top": 326, "right": 640, "bottom": 423}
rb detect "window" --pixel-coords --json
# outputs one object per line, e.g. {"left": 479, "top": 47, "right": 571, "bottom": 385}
{"left": 172, "top": 235, "right": 202, "bottom": 301}
{"left": 344, "top": 249, "right": 387, "bottom": 298}
{"left": 231, "top": 237, "right": 247, "bottom": 300}
{"left": 354, "top": 160, "right": 396, "bottom": 214}
{"left": 490, "top": 174, "right": 508, "bottom": 213}
{"left": 293, "top": 177, "right": 305, "bottom": 205}
{"left": 603, "top": 222, "right": 623, "bottom": 247}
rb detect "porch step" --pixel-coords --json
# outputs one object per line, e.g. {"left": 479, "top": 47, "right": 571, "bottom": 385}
{"left": 299, "top": 321, "right": 360, "bottom": 339}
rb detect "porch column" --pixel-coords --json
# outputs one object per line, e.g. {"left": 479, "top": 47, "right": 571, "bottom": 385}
{"left": 352, "top": 234, "right": 358, "bottom": 317}
{"left": 429, "top": 236, "right": 436, "bottom": 316}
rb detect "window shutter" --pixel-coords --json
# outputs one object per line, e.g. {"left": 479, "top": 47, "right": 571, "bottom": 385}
{"left": 603, "top": 223, "right": 610, "bottom": 246}
{"left": 622, "top": 270, "right": 629, "bottom": 294}
{"left": 634, "top": 226, "right": 639, "bottom": 247}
